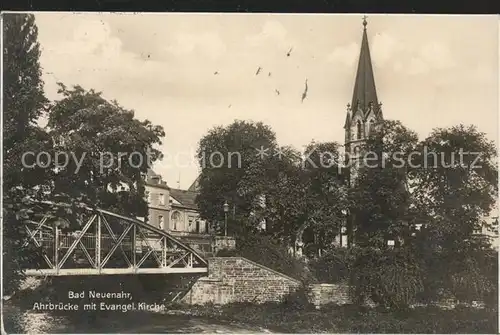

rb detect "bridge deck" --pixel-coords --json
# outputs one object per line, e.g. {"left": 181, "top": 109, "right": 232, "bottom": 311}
{"left": 25, "top": 267, "right": 208, "bottom": 276}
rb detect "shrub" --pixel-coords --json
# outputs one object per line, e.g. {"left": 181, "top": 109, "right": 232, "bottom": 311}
{"left": 447, "top": 247, "right": 498, "bottom": 306}
{"left": 282, "top": 286, "right": 312, "bottom": 311}
{"left": 419, "top": 243, "right": 498, "bottom": 307}
{"left": 349, "top": 247, "right": 424, "bottom": 309}
{"left": 308, "top": 247, "right": 355, "bottom": 283}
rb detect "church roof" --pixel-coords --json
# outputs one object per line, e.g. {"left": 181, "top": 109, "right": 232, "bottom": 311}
{"left": 170, "top": 188, "right": 199, "bottom": 210}
{"left": 351, "top": 17, "right": 379, "bottom": 117}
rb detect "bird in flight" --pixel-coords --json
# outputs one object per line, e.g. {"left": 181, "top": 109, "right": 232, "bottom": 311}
{"left": 301, "top": 79, "right": 308, "bottom": 103}
{"left": 214, "top": 71, "right": 219, "bottom": 75}
{"left": 268, "top": 72, "right": 272, "bottom": 77}
{"left": 256, "top": 67, "right": 262, "bottom": 75}
{"left": 275, "top": 89, "right": 280, "bottom": 96}
{"left": 287, "top": 47, "right": 293, "bottom": 57}
{"left": 228, "top": 104, "right": 232, "bottom": 108}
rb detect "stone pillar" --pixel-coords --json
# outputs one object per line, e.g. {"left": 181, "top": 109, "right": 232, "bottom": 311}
{"left": 306, "top": 282, "right": 351, "bottom": 309}
{"left": 212, "top": 236, "right": 236, "bottom": 254}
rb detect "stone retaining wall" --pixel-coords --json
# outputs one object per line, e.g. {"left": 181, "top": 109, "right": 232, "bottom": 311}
{"left": 307, "top": 282, "right": 351, "bottom": 309}
{"left": 181, "top": 257, "right": 301, "bottom": 305}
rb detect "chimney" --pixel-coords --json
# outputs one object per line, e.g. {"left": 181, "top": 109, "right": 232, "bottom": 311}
{"left": 150, "top": 175, "right": 160, "bottom": 184}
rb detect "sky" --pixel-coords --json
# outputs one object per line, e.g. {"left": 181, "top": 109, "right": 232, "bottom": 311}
{"left": 32, "top": 13, "right": 499, "bottom": 189}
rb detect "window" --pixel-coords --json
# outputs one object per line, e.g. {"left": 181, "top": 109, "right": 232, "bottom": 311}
{"left": 356, "top": 121, "right": 362, "bottom": 140}
{"left": 353, "top": 146, "right": 359, "bottom": 156}
{"left": 171, "top": 211, "right": 181, "bottom": 231}
{"left": 195, "top": 220, "right": 200, "bottom": 233}
{"left": 159, "top": 193, "right": 165, "bottom": 206}
{"left": 159, "top": 215, "right": 164, "bottom": 230}
{"left": 340, "top": 226, "right": 348, "bottom": 247}
{"left": 369, "top": 119, "right": 375, "bottom": 135}
{"left": 341, "top": 234, "right": 348, "bottom": 247}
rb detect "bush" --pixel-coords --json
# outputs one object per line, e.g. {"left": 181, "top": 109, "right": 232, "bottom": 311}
{"left": 282, "top": 286, "right": 312, "bottom": 311}
{"left": 448, "top": 247, "right": 498, "bottom": 306}
{"left": 308, "top": 247, "right": 355, "bottom": 283}
{"left": 349, "top": 247, "right": 424, "bottom": 309}
{"left": 418, "top": 243, "right": 498, "bottom": 307}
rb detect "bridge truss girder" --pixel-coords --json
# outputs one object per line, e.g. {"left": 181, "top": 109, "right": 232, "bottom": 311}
{"left": 23, "top": 205, "right": 208, "bottom": 276}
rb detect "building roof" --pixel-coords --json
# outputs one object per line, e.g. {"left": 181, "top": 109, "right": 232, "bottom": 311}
{"left": 188, "top": 175, "right": 201, "bottom": 192}
{"left": 170, "top": 188, "right": 199, "bottom": 210}
{"left": 145, "top": 168, "right": 170, "bottom": 190}
{"left": 349, "top": 17, "right": 381, "bottom": 121}
{"left": 147, "top": 168, "right": 158, "bottom": 178}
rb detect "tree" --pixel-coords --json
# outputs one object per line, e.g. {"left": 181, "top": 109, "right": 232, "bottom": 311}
{"left": 2, "top": 15, "right": 166, "bottom": 293}
{"left": 410, "top": 125, "right": 498, "bottom": 304}
{"left": 46, "top": 83, "right": 165, "bottom": 218}
{"left": 349, "top": 120, "right": 419, "bottom": 247}
{"left": 240, "top": 144, "right": 306, "bottom": 241}
{"left": 196, "top": 120, "right": 278, "bottom": 233}
{"left": 2, "top": 14, "right": 50, "bottom": 295}
{"left": 292, "top": 141, "right": 347, "bottom": 253}
{"left": 197, "top": 120, "right": 347, "bottom": 252}
{"left": 347, "top": 121, "right": 498, "bottom": 307}
{"left": 410, "top": 125, "right": 498, "bottom": 250}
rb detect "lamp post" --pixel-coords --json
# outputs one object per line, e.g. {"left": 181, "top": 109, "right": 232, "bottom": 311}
{"left": 223, "top": 201, "right": 229, "bottom": 236}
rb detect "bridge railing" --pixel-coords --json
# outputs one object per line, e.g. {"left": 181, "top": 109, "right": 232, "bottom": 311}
{"left": 37, "top": 231, "right": 198, "bottom": 254}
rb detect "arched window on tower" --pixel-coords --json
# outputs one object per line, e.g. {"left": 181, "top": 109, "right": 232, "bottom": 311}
{"left": 353, "top": 146, "right": 359, "bottom": 156}
{"left": 356, "top": 121, "right": 362, "bottom": 140}
{"left": 369, "top": 119, "right": 375, "bottom": 136}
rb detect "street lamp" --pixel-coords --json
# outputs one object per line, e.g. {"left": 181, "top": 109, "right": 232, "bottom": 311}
{"left": 223, "top": 201, "right": 229, "bottom": 236}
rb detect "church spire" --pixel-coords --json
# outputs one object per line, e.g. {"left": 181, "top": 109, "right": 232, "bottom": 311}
{"left": 351, "top": 16, "right": 378, "bottom": 116}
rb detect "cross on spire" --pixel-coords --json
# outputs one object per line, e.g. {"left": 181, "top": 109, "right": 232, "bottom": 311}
{"left": 362, "top": 15, "right": 368, "bottom": 29}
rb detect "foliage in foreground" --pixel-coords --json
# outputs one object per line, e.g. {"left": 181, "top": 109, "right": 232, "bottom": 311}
{"left": 349, "top": 247, "right": 424, "bottom": 309}
{"left": 3, "top": 13, "right": 50, "bottom": 295}
{"left": 3, "top": 14, "right": 166, "bottom": 296}
{"left": 173, "top": 300, "right": 498, "bottom": 334}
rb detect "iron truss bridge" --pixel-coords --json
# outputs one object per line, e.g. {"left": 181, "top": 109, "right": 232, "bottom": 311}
{"left": 23, "top": 202, "right": 208, "bottom": 276}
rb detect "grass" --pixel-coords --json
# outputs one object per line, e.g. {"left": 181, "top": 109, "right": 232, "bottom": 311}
{"left": 166, "top": 302, "right": 499, "bottom": 334}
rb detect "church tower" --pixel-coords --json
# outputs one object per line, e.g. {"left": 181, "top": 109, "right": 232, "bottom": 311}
{"left": 344, "top": 17, "right": 383, "bottom": 186}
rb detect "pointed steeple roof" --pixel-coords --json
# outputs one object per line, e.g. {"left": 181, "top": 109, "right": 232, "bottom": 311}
{"left": 351, "top": 16, "right": 378, "bottom": 115}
